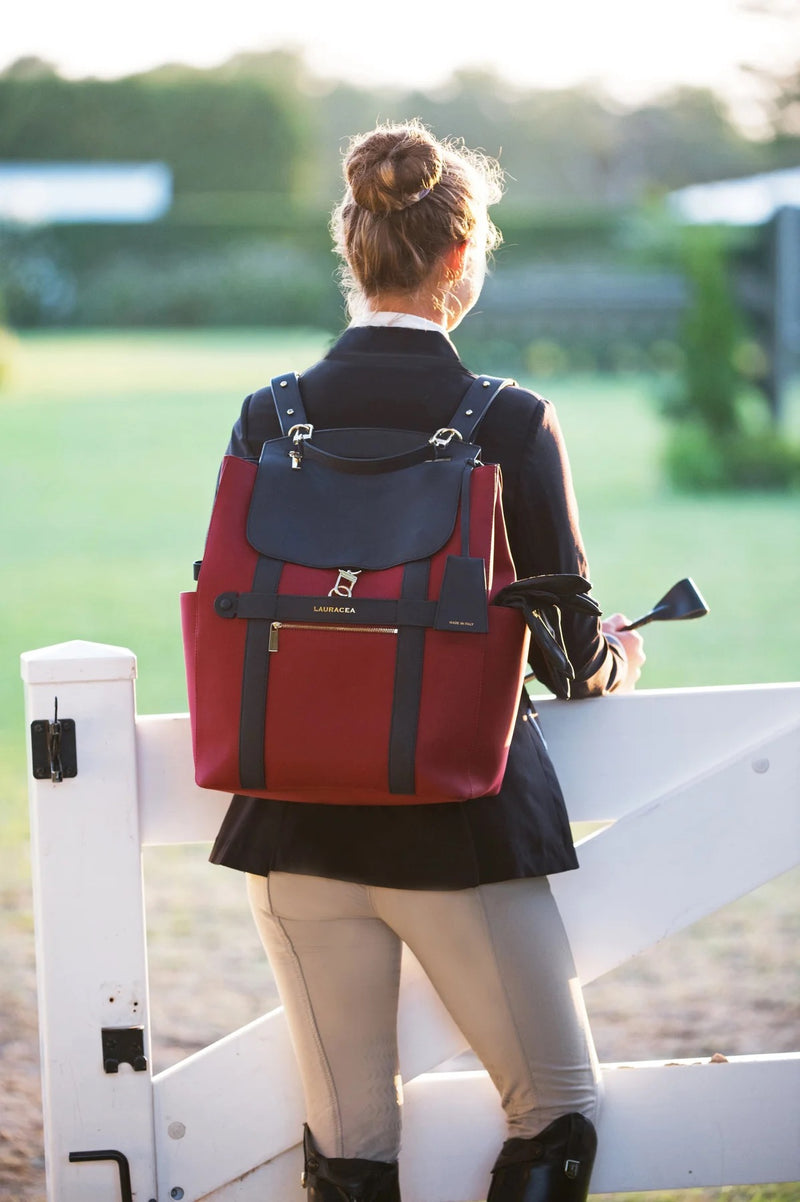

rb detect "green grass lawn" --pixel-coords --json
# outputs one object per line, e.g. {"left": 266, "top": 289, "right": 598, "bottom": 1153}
{"left": 1, "top": 328, "right": 799, "bottom": 841}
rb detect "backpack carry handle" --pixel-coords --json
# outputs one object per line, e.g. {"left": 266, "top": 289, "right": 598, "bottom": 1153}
{"left": 297, "top": 437, "right": 475, "bottom": 475}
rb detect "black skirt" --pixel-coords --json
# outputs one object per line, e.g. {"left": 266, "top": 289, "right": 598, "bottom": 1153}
{"left": 209, "top": 704, "right": 580, "bottom": 889}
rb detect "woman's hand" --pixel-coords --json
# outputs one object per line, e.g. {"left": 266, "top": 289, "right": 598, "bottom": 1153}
{"left": 602, "top": 613, "right": 646, "bottom": 692}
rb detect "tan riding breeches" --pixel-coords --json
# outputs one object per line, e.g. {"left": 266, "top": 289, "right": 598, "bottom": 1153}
{"left": 246, "top": 871, "right": 600, "bottom": 1162}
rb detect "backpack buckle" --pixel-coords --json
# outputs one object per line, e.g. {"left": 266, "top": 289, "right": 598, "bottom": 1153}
{"left": 329, "top": 568, "right": 362, "bottom": 598}
{"left": 429, "top": 427, "right": 464, "bottom": 448}
{"left": 289, "top": 423, "right": 314, "bottom": 442}
{"left": 288, "top": 423, "right": 314, "bottom": 469}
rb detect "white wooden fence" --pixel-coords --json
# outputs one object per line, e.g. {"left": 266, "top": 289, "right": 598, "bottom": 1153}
{"left": 21, "top": 639, "right": 800, "bottom": 1202}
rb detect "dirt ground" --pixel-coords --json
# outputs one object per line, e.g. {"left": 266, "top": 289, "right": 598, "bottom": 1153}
{"left": 1, "top": 846, "right": 798, "bottom": 1202}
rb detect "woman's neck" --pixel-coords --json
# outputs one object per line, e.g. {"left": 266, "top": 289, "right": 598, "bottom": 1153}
{"left": 365, "top": 292, "right": 448, "bottom": 330}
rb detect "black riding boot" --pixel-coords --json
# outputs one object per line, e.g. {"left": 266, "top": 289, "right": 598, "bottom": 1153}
{"left": 486, "top": 1112, "right": 597, "bottom": 1202}
{"left": 301, "top": 1125, "right": 401, "bottom": 1202}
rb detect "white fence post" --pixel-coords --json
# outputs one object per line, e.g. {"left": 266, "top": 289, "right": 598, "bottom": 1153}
{"left": 21, "top": 640, "right": 157, "bottom": 1202}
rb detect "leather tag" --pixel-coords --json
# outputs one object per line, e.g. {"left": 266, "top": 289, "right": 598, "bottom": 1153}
{"left": 434, "top": 556, "right": 489, "bottom": 633}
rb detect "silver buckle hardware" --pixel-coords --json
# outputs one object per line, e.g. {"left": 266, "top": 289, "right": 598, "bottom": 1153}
{"left": 429, "top": 427, "right": 464, "bottom": 448}
{"left": 329, "top": 568, "right": 361, "bottom": 598}
{"left": 288, "top": 423, "right": 314, "bottom": 443}
{"left": 564, "top": 1158, "right": 580, "bottom": 1179}
{"left": 287, "top": 423, "right": 314, "bottom": 470}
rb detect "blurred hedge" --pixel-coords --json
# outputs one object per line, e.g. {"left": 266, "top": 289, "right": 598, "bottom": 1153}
{"left": 0, "top": 205, "right": 652, "bottom": 332}
{"left": 75, "top": 241, "right": 344, "bottom": 329}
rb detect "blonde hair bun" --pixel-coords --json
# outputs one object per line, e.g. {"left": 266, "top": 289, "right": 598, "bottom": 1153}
{"left": 346, "top": 123, "right": 444, "bottom": 214}
{"left": 331, "top": 118, "right": 503, "bottom": 313}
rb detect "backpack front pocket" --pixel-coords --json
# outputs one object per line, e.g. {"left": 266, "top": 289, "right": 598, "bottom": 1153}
{"left": 262, "top": 622, "right": 400, "bottom": 795}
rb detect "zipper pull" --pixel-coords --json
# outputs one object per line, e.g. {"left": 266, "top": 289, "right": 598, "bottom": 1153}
{"left": 269, "top": 622, "right": 282, "bottom": 652}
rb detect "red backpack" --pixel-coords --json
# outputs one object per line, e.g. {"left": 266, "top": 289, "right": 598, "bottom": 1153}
{"left": 181, "top": 373, "right": 593, "bottom": 804}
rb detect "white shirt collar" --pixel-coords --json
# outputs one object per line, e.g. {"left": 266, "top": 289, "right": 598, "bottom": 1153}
{"left": 349, "top": 310, "right": 451, "bottom": 339}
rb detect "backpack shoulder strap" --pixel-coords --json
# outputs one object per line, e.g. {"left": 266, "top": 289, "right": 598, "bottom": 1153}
{"left": 266, "top": 371, "right": 512, "bottom": 441}
{"left": 447, "top": 375, "right": 516, "bottom": 443}
{"left": 269, "top": 372, "right": 309, "bottom": 435}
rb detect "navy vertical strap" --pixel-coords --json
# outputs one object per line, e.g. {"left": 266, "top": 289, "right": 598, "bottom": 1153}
{"left": 447, "top": 375, "right": 515, "bottom": 442}
{"left": 388, "top": 559, "right": 431, "bottom": 794}
{"left": 270, "top": 372, "right": 309, "bottom": 436}
{"left": 239, "top": 556, "right": 284, "bottom": 790}
{"left": 458, "top": 462, "right": 474, "bottom": 556}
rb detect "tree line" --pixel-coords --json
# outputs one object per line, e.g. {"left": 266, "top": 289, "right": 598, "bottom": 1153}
{"left": 1, "top": 50, "right": 797, "bottom": 215}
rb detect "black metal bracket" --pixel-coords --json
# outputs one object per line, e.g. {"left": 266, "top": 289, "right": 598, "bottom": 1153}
{"left": 102, "top": 1026, "right": 148, "bottom": 1074}
{"left": 31, "top": 697, "right": 77, "bottom": 782}
{"left": 69, "top": 1149, "right": 133, "bottom": 1202}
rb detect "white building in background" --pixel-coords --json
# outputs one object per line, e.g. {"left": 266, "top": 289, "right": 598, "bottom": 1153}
{"left": 0, "top": 162, "right": 172, "bottom": 224}
{"left": 668, "top": 166, "right": 800, "bottom": 226}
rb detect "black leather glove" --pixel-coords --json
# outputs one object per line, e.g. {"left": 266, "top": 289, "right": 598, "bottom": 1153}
{"left": 494, "top": 574, "right": 601, "bottom": 700}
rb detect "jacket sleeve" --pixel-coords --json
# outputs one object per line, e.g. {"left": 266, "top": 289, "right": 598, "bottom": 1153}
{"left": 216, "top": 394, "right": 263, "bottom": 494}
{"left": 509, "top": 398, "right": 627, "bottom": 697}
{"left": 225, "top": 394, "right": 258, "bottom": 458}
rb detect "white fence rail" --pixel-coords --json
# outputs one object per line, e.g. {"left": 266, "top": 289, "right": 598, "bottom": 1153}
{"left": 21, "top": 640, "right": 800, "bottom": 1202}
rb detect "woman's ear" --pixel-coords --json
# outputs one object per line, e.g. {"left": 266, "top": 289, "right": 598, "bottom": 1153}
{"left": 443, "top": 240, "right": 469, "bottom": 281}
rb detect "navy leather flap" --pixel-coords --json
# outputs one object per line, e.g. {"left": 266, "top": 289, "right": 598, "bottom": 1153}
{"left": 247, "top": 432, "right": 473, "bottom": 570}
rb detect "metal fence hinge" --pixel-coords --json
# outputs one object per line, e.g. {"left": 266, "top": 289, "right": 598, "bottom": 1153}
{"left": 30, "top": 697, "right": 77, "bottom": 783}
{"left": 102, "top": 1026, "right": 148, "bottom": 1074}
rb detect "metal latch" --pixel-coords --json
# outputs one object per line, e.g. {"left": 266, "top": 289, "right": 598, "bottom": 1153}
{"left": 102, "top": 1026, "right": 148, "bottom": 1074}
{"left": 31, "top": 697, "right": 77, "bottom": 782}
{"left": 328, "top": 568, "right": 361, "bottom": 598}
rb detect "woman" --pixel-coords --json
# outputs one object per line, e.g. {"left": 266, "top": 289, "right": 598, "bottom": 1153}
{"left": 210, "top": 120, "right": 645, "bottom": 1202}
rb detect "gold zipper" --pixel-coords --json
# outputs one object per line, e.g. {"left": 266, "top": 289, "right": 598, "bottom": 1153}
{"left": 268, "top": 621, "right": 398, "bottom": 653}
